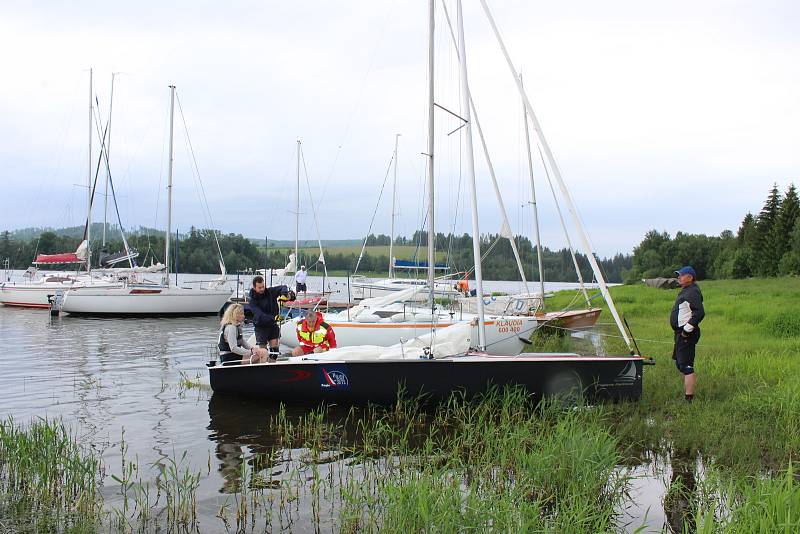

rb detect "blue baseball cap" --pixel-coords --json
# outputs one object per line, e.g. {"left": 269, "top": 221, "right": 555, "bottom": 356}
{"left": 675, "top": 266, "right": 697, "bottom": 278}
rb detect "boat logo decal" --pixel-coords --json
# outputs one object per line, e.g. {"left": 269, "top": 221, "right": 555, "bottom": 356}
{"left": 279, "top": 369, "right": 313, "bottom": 383}
{"left": 614, "top": 362, "right": 638, "bottom": 384}
{"left": 319, "top": 366, "right": 350, "bottom": 390}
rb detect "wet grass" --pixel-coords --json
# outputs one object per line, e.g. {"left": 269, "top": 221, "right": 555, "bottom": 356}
{"left": 545, "top": 278, "right": 800, "bottom": 530}
{"left": 0, "top": 417, "right": 103, "bottom": 533}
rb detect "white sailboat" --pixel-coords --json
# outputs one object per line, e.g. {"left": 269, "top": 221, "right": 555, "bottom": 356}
{"left": 0, "top": 70, "right": 123, "bottom": 308}
{"left": 58, "top": 85, "right": 232, "bottom": 316}
{"left": 209, "top": 0, "right": 645, "bottom": 405}
{"left": 276, "top": 1, "right": 541, "bottom": 356}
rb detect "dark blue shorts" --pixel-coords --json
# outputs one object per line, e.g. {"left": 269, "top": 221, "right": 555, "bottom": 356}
{"left": 672, "top": 329, "right": 700, "bottom": 375}
{"left": 255, "top": 322, "right": 281, "bottom": 345}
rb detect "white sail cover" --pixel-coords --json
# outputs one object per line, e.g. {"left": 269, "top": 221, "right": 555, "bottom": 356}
{"left": 330, "top": 286, "right": 425, "bottom": 320}
{"left": 75, "top": 240, "right": 89, "bottom": 261}
{"left": 296, "top": 320, "right": 473, "bottom": 361}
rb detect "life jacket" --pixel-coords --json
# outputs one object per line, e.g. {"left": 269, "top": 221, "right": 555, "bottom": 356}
{"left": 218, "top": 324, "right": 243, "bottom": 353}
{"left": 297, "top": 320, "right": 332, "bottom": 348}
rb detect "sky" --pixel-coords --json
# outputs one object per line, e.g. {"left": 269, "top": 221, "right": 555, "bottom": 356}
{"left": 1, "top": 0, "right": 798, "bottom": 257}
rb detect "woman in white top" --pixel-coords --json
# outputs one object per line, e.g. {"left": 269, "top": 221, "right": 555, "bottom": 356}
{"left": 218, "top": 304, "right": 270, "bottom": 365}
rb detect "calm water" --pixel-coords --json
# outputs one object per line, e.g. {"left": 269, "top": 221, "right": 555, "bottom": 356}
{"left": 0, "top": 273, "right": 679, "bottom": 533}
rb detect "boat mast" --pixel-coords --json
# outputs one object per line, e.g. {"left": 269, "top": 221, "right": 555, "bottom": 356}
{"left": 87, "top": 68, "right": 93, "bottom": 272}
{"left": 439, "top": 3, "right": 529, "bottom": 293}
{"left": 102, "top": 73, "right": 116, "bottom": 247}
{"left": 295, "top": 139, "right": 300, "bottom": 272}
{"left": 521, "top": 75, "right": 546, "bottom": 306}
{"left": 457, "top": 0, "right": 487, "bottom": 349}
{"left": 389, "top": 133, "right": 400, "bottom": 278}
{"left": 538, "top": 144, "right": 592, "bottom": 307}
{"left": 164, "top": 85, "right": 176, "bottom": 286}
{"left": 426, "top": 0, "right": 435, "bottom": 308}
{"left": 479, "top": 0, "right": 632, "bottom": 350}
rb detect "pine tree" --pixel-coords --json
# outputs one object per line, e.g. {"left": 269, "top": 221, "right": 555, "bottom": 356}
{"left": 754, "top": 184, "right": 782, "bottom": 276}
{"left": 775, "top": 184, "right": 800, "bottom": 267}
{"left": 737, "top": 213, "right": 756, "bottom": 246}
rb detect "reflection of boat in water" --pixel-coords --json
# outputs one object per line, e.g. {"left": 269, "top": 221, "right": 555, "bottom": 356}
{"left": 207, "top": 394, "right": 354, "bottom": 493}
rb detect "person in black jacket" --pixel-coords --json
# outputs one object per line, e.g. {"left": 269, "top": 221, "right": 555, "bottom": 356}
{"left": 670, "top": 266, "right": 705, "bottom": 402}
{"left": 247, "top": 276, "right": 293, "bottom": 361}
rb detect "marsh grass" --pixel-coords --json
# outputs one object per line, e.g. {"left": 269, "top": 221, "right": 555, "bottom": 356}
{"left": 545, "top": 279, "right": 800, "bottom": 530}
{"left": 0, "top": 417, "right": 103, "bottom": 533}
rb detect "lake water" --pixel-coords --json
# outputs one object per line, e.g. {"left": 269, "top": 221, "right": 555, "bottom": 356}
{"left": 0, "top": 271, "right": 678, "bottom": 532}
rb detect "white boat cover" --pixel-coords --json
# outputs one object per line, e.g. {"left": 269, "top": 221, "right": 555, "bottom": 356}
{"left": 294, "top": 320, "right": 473, "bottom": 361}
{"left": 332, "top": 286, "right": 425, "bottom": 320}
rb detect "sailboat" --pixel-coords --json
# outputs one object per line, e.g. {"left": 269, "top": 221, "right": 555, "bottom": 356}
{"left": 0, "top": 70, "right": 123, "bottom": 309}
{"left": 209, "top": 0, "right": 646, "bottom": 403}
{"left": 349, "top": 134, "right": 464, "bottom": 300}
{"left": 58, "top": 85, "right": 232, "bottom": 316}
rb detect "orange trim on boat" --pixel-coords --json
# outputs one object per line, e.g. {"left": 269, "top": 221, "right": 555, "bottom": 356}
{"left": 328, "top": 321, "right": 496, "bottom": 329}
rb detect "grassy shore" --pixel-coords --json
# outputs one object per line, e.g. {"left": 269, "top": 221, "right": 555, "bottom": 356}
{"left": 1, "top": 278, "right": 798, "bottom": 531}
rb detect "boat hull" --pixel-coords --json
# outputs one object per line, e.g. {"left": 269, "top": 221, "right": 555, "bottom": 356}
{"left": 208, "top": 355, "right": 643, "bottom": 404}
{"left": 0, "top": 280, "right": 120, "bottom": 308}
{"left": 60, "top": 286, "right": 232, "bottom": 315}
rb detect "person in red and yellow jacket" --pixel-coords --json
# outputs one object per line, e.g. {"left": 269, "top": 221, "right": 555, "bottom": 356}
{"left": 291, "top": 310, "right": 337, "bottom": 356}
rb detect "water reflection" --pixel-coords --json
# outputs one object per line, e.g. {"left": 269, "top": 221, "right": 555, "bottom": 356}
{"left": 664, "top": 452, "right": 699, "bottom": 533}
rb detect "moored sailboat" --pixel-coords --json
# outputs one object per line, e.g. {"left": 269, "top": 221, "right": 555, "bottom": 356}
{"left": 58, "top": 85, "right": 231, "bottom": 316}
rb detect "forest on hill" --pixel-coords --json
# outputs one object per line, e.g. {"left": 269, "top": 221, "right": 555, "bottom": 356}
{"left": 0, "top": 224, "right": 630, "bottom": 283}
{"left": 627, "top": 183, "right": 800, "bottom": 282}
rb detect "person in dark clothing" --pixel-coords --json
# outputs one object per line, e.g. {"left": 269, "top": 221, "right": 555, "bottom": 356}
{"left": 670, "top": 266, "right": 705, "bottom": 402}
{"left": 247, "top": 276, "right": 293, "bottom": 361}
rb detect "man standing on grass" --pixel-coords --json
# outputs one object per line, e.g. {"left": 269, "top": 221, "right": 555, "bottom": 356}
{"left": 670, "top": 266, "right": 705, "bottom": 402}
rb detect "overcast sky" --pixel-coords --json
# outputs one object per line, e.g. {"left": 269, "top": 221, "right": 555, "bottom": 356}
{"left": 1, "top": 1, "right": 798, "bottom": 257}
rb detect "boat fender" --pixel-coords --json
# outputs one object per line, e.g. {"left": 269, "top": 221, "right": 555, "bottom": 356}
{"left": 356, "top": 313, "right": 381, "bottom": 323}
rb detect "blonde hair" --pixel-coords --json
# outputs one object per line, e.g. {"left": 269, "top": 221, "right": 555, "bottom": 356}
{"left": 220, "top": 303, "right": 244, "bottom": 327}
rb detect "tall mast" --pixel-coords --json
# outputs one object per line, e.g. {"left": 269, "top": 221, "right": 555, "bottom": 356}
{"left": 521, "top": 75, "right": 546, "bottom": 305}
{"left": 389, "top": 133, "right": 400, "bottom": 277}
{"left": 103, "top": 73, "right": 116, "bottom": 247}
{"left": 457, "top": 0, "right": 486, "bottom": 349}
{"left": 87, "top": 68, "right": 93, "bottom": 272}
{"left": 164, "top": 85, "right": 175, "bottom": 286}
{"left": 426, "top": 0, "right": 435, "bottom": 306}
{"left": 479, "top": 0, "right": 632, "bottom": 350}
{"left": 295, "top": 139, "right": 300, "bottom": 271}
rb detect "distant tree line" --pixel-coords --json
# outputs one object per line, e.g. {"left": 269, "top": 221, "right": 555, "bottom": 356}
{"left": 1, "top": 225, "right": 632, "bottom": 282}
{"left": 627, "top": 183, "right": 800, "bottom": 282}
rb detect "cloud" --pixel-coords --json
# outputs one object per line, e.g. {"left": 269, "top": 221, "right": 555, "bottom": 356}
{"left": 1, "top": 1, "right": 798, "bottom": 258}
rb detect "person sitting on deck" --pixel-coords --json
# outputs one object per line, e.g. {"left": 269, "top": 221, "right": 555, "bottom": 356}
{"left": 291, "top": 310, "right": 337, "bottom": 356}
{"left": 218, "top": 304, "right": 269, "bottom": 365}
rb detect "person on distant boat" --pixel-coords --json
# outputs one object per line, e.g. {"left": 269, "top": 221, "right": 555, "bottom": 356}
{"left": 455, "top": 277, "right": 470, "bottom": 297}
{"left": 295, "top": 265, "right": 308, "bottom": 295}
{"left": 247, "top": 276, "right": 293, "bottom": 361}
{"left": 218, "top": 304, "right": 269, "bottom": 365}
{"left": 670, "top": 266, "right": 705, "bottom": 403}
{"left": 291, "top": 310, "right": 337, "bottom": 356}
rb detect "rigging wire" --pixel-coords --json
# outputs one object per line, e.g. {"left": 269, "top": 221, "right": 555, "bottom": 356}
{"left": 353, "top": 153, "right": 396, "bottom": 275}
{"left": 299, "top": 145, "right": 329, "bottom": 279}
{"left": 175, "top": 91, "right": 227, "bottom": 276}
{"left": 314, "top": 0, "right": 399, "bottom": 213}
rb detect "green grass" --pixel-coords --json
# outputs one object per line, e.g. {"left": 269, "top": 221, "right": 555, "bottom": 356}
{"left": 0, "top": 417, "right": 103, "bottom": 533}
